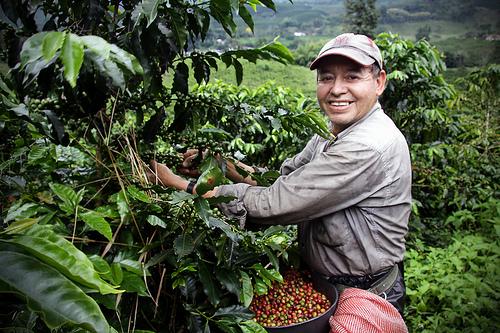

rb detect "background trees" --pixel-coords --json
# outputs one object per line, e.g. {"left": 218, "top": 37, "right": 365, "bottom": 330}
{"left": 343, "top": 0, "right": 379, "bottom": 37}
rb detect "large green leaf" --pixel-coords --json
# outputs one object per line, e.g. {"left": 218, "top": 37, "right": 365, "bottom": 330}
{"left": 127, "top": 185, "right": 151, "bottom": 203}
{"left": 61, "top": 33, "right": 84, "bottom": 87}
{"left": 0, "top": 251, "right": 114, "bottom": 332}
{"left": 198, "top": 260, "right": 221, "bottom": 306}
{"left": 10, "top": 225, "right": 121, "bottom": 294}
{"left": 208, "top": 217, "right": 241, "bottom": 242}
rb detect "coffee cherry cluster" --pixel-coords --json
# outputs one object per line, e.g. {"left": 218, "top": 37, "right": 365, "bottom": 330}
{"left": 250, "top": 269, "right": 331, "bottom": 327}
{"left": 141, "top": 148, "right": 183, "bottom": 169}
{"left": 159, "top": 129, "right": 229, "bottom": 154}
{"left": 30, "top": 97, "right": 62, "bottom": 111}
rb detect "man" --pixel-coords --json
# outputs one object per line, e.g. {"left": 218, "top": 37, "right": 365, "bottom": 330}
{"left": 150, "top": 33, "right": 411, "bottom": 314}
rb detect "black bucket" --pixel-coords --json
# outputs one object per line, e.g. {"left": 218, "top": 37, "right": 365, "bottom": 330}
{"left": 263, "top": 274, "right": 338, "bottom": 333}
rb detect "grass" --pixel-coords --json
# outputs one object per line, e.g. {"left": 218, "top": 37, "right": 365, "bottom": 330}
{"left": 210, "top": 59, "right": 318, "bottom": 99}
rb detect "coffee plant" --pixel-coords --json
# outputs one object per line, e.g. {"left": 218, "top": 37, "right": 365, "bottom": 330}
{"left": 0, "top": 1, "right": 498, "bottom": 332}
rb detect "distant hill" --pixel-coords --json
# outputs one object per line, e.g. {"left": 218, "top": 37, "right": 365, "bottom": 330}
{"left": 200, "top": 0, "right": 499, "bottom": 68}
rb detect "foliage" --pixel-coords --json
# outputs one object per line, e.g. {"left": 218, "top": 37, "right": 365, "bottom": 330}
{"left": 404, "top": 231, "right": 500, "bottom": 332}
{"left": 376, "top": 32, "right": 456, "bottom": 144}
{"left": 343, "top": 0, "right": 379, "bottom": 37}
{"left": 407, "top": 64, "right": 499, "bottom": 243}
{"left": 191, "top": 80, "right": 329, "bottom": 169}
{"left": 0, "top": 1, "right": 499, "bottom": 332}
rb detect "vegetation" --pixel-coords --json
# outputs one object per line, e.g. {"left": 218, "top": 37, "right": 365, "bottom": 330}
{"left": 343, "top": 0, "right": 379, "bottom": 37}
{"left": 0, "top": 1, "right": 499, "bottom": 333}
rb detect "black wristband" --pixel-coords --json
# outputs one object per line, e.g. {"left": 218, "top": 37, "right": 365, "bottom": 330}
{"left": 186, "top": 181, "right": 196, "bottom": 194}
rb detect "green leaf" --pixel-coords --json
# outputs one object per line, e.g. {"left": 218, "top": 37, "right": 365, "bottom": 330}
{"left": 11, "top": 225, "right": 121, "bottom": 294}
{"left": 198, "top": 260, "right": 221, "bottom": 306}
{"left": 215, "top": 268, "right": 241, "bottom": 297}
{"left": 169, "top": 10, "right": 188, "bottom": 49}
{"left": 2, "top": 218, "right": 39, "bottom": 235}
{"left": 119, "top": 271, "right": 148, "bottom": 296}
{"left": 127, "top": 185, "right": 151, "bottom": 203}
{"left": 194, "top": 197, "right": 211, "bottom": 226}
{"left": 239, "top": 270, "right": 253, "bottom": 307}
{"left": 80, "top": 209, "right": 113, "bottom": 241}
{"left": 208, "top": 217, "right": 241, "bottom": 242}
{"left": 4, "top": 202, "right": 39, "bottom": 223}
{"left": 20, "top": 32, "right": 48, "bottom": 68}
{"left": 116, "top": 189, "right": 130, "bottom": 223}
{"left": 147, "top": 215, "right": 167, "bottom": 228}
{"left": 115, "top": 258, "right": 149, "bottom": 276}
{"left": 251, "top": 263, "right": 282, "bottom": 283}
{"left": 240, "top": 320, "right": 266, "bottom": 333}
{"left": 110, "top": 263, "right": 123, "bottom": 285}
{"left": 139, "top": 0, "right": 164, "bottom": 27}
{"left": 174, "top": 234, "right": 195, "bottom": 258}
{"left": 42, "top": 31, "right": 66, "bottom": 61}
{"left": 61, "top": 33, "right": 84, "bottom": 87}
{"left": 254, "top": 278, "right": 268, "bottom": 295}
{"left": 258, "top": 0, "right": 277, "bottom": 11}
{"left": 233, "top": 59, "right": 243, "bottom": 86}
{"left": 195, "top": 163, "right": 224, "bottom": 196}
{"left": 173, "top": 62, "right": 189, "bottom": 95}
{"left": 261, "top": 39, "right": 294, "bottom": 64}
{"left": 49, "top": 183, "right": 83, "bottom": 214}
{"left": 109, "top": 43, "right": 143, "bottom": 75}
{"left": 213, "top": 305, "right": 253, "bottom": 321}
{"left": 238, "top": 4, "right": 254, "bottom": 33}
{"left": 80, "top": 35, "right": 111, "bottom": 59}
{"left": 0, "top": 251, "right": 113, "bottom": 332}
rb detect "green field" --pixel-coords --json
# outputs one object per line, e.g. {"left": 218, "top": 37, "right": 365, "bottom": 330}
{"left": 209, "top": 59, "right": 318, "bottom": 99}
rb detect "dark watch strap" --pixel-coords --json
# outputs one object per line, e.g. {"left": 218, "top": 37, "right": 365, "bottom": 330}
{"left": 186, "top": 181, "right": 196, "bottom": 194}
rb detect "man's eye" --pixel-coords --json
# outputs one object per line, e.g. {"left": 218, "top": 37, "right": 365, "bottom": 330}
{"left": 346, "top": 75, "right": 359, "bottom": 80}
{"left": 319, "top": 76, "right": 334, "bottom": 83}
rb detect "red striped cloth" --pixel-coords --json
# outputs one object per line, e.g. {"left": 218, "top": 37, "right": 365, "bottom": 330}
{"left": 329, "top": 288, "right": 408, "bottom": 333}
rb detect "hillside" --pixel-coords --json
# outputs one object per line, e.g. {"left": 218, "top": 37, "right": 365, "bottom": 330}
{"left": 201, "top": 0, "right": 500, "bottom": 70}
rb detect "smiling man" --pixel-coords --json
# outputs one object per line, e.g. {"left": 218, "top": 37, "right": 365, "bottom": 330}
{"left": 149, "top": 33, "right": 412, "bottom": 319}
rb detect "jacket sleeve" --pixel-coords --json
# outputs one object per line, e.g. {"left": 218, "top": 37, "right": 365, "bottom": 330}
{"left": 279, "top": 135, "right": 321, "bottom": 176}
{"left": 216, "top": 140, "right": 387, "bottom": 225}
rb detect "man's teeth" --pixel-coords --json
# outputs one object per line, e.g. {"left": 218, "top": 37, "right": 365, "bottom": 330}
{"left": 330, "top": 102, "right": 350, "bottom": 106}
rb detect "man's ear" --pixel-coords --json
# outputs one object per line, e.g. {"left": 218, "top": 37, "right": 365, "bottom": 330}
{"left": 376, "top": 70, "right": 387, "bottom": 96}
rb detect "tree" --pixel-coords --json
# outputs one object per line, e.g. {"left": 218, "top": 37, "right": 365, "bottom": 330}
{"left": 343, "top": 0, "right": 379, "bottom": 37}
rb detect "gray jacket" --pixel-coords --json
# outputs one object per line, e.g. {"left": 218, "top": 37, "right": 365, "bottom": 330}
{"left": 215, "top": 103, "right": 412, "bottom": 277}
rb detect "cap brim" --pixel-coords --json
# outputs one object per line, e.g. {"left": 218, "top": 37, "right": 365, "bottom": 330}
{"left": 309, "top": 48, "right": 376, "bottom": 70}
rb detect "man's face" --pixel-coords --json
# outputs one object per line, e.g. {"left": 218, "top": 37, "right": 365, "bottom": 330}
{"left": 316, "top": 56, "right": 386, "bottom": 135}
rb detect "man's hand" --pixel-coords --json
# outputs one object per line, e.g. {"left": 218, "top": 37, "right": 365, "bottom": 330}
{"left": 177, "top": 149, "right": 204, "bottom": 177}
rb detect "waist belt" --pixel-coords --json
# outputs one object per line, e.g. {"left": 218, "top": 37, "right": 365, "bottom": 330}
{"left": 331, "top": 264, "right": 400, "bottom": 297}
